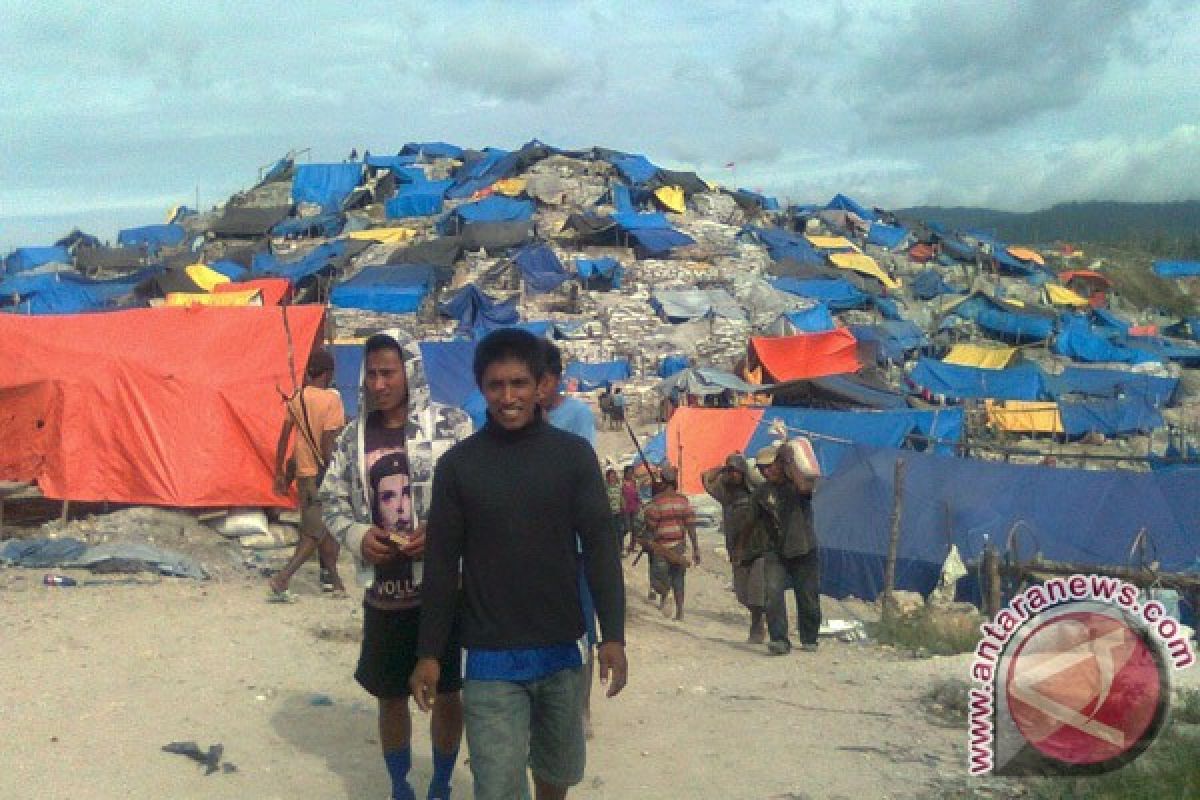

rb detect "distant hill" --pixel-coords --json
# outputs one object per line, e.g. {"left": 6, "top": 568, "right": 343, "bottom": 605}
{"left": 896, "top": 201, "right": 1200, "bottom": 249}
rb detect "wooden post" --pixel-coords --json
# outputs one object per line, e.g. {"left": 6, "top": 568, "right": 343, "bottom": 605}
{"left": 982, "top": 544, "right": 1002, "bottom": 617}
{"left": 60, "top": 500, "right": 70, "bottom": 525}
{"left": 882, "top": 458, "right": 907, "bottom": 621}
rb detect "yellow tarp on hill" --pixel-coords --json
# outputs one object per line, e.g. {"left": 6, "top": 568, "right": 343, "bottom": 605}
{"left": 1007, "top": 246, "right": 1045, "bottom": 265}
{"left": 164, "top": 289, "right": 263, "bottom": 307}
{"left": 944, "top": 344, "right": 1017, "bottom": 369}
{"left": 805, "top": 235, "right": 856, "bottom": 250}
{"left": 493, "top": 178, "right": 527, "bottom": 196}
{"left": 828, "top": 252, "right": 901, "bottom": 290}
{"left": 1044, "top": 283, "right": 1090, "bottom": 307}
{"left": 986, "top": 400, "right": 1063, "bottom": 434}
{"left": 184, "top": 264, "right": 231, "bottom": 292}
{"left": 345, "top": 227, "right": 418, "bottom": 245}
{"left": 654, "top": 186, "right": 686, "bottom": 213}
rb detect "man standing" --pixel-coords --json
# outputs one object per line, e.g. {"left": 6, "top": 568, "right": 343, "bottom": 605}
{"left": 270, "top": 348, "right": 346, "bottom": 597}
{"left": 747, "top": 439, "right": 822, "bottom": 656}
{"left": 320, "top": 332, "right": 471, "bottom": 800}
{"left": 641, "top": 465, "right": 700, "bottom": 621}
{"left": 701, "top": 453, "right": 764, "bottom": 643}
{"left": 540, "top": 342, "right": 596, "bottom": 445}
{"left": 609, "top": 387, "right": 627, "bottom": 431}
{"left": 411, "top": 328, "right": 627, "bottom": 800}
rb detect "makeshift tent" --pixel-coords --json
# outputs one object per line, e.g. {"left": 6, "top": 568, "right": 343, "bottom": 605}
{"left": 609, "top": 153, "right": 660, "bottom": 185}
{"left": 1052, "top": 314, "right": 1159, "bottom": 365}
{"left": 164, "top": 289, "right": 263, "bottom": 307}
{"left": 653, "top": 186, "right": 686, "bottom": 213}
{"left": 209, "top": 206, "right": 291, "bottom": 238}
{"left": 745, "top": 227, "right": 825, "bottom": 266}
{"left": 439, "top": 284, "right": 519, "bottom": 331}
{"left": 815, "top": 446, "right": 1200, "bottom": 601}
{"left": 652, "top": 288, "right": 745, "bottom": 322}
{"left": 805, "top": 235, "right": 856, "bottom": 251}
{"left": 459, "top": 221, "right": 533, "bottom": 253}
{"left": 943, "top": 293, "right": 1054, "bottom": 342}
{"left": 0, "top": 268, "right": 157, "bottom": 315}
{"left": 942, "top": 344, "right": 1016, "bottom": 369}
{"left": 846, "top": 322, "right": 925, "bottom": 365}
{"left": 183, "top": 264, "right": 231, "bottom": 292}
{"left": 386, "top": 179, "right": 453, "bottom": 218}
{"left": 271, "top": 213, "right": 344, "bottom": 239}
{"left": 658, "top": 354, "right": 690, "bottom": 378}
{"left": 74, "top": 245, "right": 146, "bottom": 274}
{"left": 866, "top": 222, "right": 909, "bottom": 249}
{"left": 828, "top": 252, "right": 900, "bottom": 290}
{"left": 575, "top": 257, "right": 623, "bottom": 289}
{"left": 749, "top": 330, "right": 860, "bottom": 382}
{"left": 770, "top": 277, "right": 871, "bottom": 310}
{"left": 825, "top": 193, "right": 876, "bottom": 221}
{"left": 0, "top": 306, "right": 325, "bottom": 506}
{"left": 439, "top": 196, "right": 535, "bottom": 235}
{"left": 729, "top": 189, "right": 780, "bottom": 212}
{"left": 768, "top": 373, "right": 911, "bottom": 410}
{"left": 627, "top": 227, "right": 695, "bottom": 256}
{"left": 331, "top": 265, "right": 434, "bottom": 313}
{"left": 910, "top": 269, "right": 959, "bottom": 300}
{"left": 513, "top": 244, "right": 568, "bottom": 293}
{"left": 770, "top": 306, "right": 836, "bottom": 334}
{"left": 1048, "top": 366, "right": 1177, "bottom": 407}
{"left": 214, "top": 278, "right": 291, "bottom": 306}
{"left": 986, "top": 401, "right": 1063, "bottom": 434}
{"left": 1006, "top": 246, "right": 1045, "bottom": 265}
{"left": 657, "top": 367, "right": 762, "bottom": 397}
{"left": 252, "top": 241, "right": 346, "bottom": 283}
{"left": 291, "top": 163, "right": 363, "bottom": 209}
{"left": 564, "top": 360, "right": 631, "bottom": 391}
{"left": 1153, "top": 260, "right": 1200, "bottom": 278}
{"left": 4, "top": 246, "right": 70, "bottom": 274}
{"left": 117, "top": 224, "right": 185, "bottom": 250}
{"left": 400, "top": 141, "right": 464, "bottom": 159}
{"left": 907, "top": 358, "right": 1046, "bottom": 402}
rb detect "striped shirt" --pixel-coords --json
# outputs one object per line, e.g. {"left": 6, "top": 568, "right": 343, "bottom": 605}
{"left": 642, "top": 490, "right": 695, "bottom": 544}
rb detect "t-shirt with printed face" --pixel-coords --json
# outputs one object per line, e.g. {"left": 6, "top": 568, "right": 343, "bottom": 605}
{"left": 364, "top": 413, "right": 420, "bottom": 612}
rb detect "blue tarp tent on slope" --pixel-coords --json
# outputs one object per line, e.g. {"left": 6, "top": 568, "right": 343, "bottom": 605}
{"left": 608, "top": 153, "right": 659, "bottom": 186}
{"left": 0, "top": 268, "right": 158, "bottom": 314}
{"left": 815, "top": 445, "right": 1200, "bottom": 602}
{"left": 513, "top": 244, "right": 568, "bottom": 294}
{"left": 1153, "top": 260, "right": 1200, "bottom": 278}
{"left": 743, "top": 227, "right": 825, "bottom": 266}
{"left": 439, "top": 284, "right": 519, "bottom": 332}
{"left": 848, "top": 321, "right": 926, "bottom": 364}
{"left": 271, "top": 214, "right": 344, "bottom": 239}
{"left": 781, "top": 306, "right": 836, "bottom": 332}
{"left": 825, "top": 193, "right": 876, "bottom": 221}
{"left": 1058, "top": 396, "right": 1163, "bottom": 437}
{"left": 291, "top": 163, "right": 363, "bottom": 209}
{"left": 386, "top": 180, "right": 453, "bottom": 218}
{"left": 910, "top": 269, "right": 958, "bottom": 300}
{"left": 947, "top": 294, "right": 1054, "bottom": 342}
{"left": 117, "top": 224, "right": 185, "bottom": 250}
{"left": 1052, "top": 314, "right": 1160, "bottom": 365}
{"left": 4, "top": 246, "right": 71, "bottom": 274}
{"left": 365, "top": 154, "right": 420, "bottom": 171}
{"left": 438, "top": 195, "right": 534, "bottom": 234}
{"left": 446, "top": 148, "right": 513, "bottom": 199}
{"left": 576, "top": 257, "right": 623, "bottom": 288}
{"left": 330, "top": 265, "right": 434, "bottom": 313}
{"left": 1048, "top": 367, "right": 1178, "bottom": 407}
{"left": 866, "top": 222, "right": 908, "bottom": 249}
{"left": 770, "top": 277, "right": 871, "bottom": 311}
{"left": 252, "top": 241, "right": 345, "bottom": 283}
{"left": 401, "top": 141, "right": 464, "bottom": 159}
{"left": 628, "top": 228, "right": 696, "bottom": 257}
{"left": 908, "top": 359, "right": 1046, "bottom": 402}
{"left": 658, "top": 354, "right": 690, "bottom": 378}
{"left": 564, "top": 360, "right": 631, "bottom": 391}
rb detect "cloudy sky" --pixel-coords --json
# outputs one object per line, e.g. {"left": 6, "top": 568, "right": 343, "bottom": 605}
{"left": 3, "top": 0, "right": 1198, "bottom": 251}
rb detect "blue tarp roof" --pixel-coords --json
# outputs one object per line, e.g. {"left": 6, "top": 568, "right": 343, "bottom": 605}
{"left": 815, "top": 445, "right": 1200, "bottom": 601}
{"left": 365, "top": 154, "right": 421, "bottom": 170}
{"left": 735, "top": 188, "right": 781, "bottom": 211}
{"left": 1052, "top": 314, "right": 1159, "bottom": 365}
{"left": 910, "top": 269, "right": 958, "bottom": 300}
{"left": 628, "top": 227, "right": 695, "bottom": 256}
{"left": 908, "top": 358, "right": 1046, "bottom": 402}
{"left": 1059, "top": 395, "right": 1163, "bottom": 437}
{"left": 782, "top": 305, "right": 836, "bottom": 333}
{"left": 439, "top": 284, "right": 519, "bottom": 332}
{"left": 4, "top": 246, "right": 70, "bottom": 274}
{"left": 117, "top": 224, "right": 185, "bottom": 250}
{"left": 611, "top": 211, "right": 671, "bottom": 231}
{"left": 609, "top": 153, "right": 659, "bottom": 185}
{"left": 439, "top": 195, "right": 534, "bottom": 234}
{"left": 576, "top": 257, "right": 623, "bottom": 288}
{"left": 513, "top": 244, "right": 568, "bottom": 294}
{"left": 446, "top": 148, "right": 513, "bottom": 199}
{"left": 634, "top": 429, "right": 667, "bottom": 466}
{"left": 652, "top": 288, "right": 744, "bottom": 322}
{"left": 208, "top": 259, "right": 249, "bottom": 280}
{"left": 866, "top": 222, "right": 909, "bottom": 249}
{"left": 0, "top": 267, "right": 157, "bottom": 314}
{"left": 386, "top": 179, "right": 453, "bottom": 218}
{"left": 825, "top": 193, "right": 876, "bottom": 221}
{"left": 949, "top": 294, "right": 1054, "bottom": 342}
{"left": 1153, "top": 260, "right": 1200, "bottom": 278}
{"left": 743, "top": 226, "right": 825, "bottom": 265}
{"left": 1048, "top": 367, "right": 1178, "bottom": 407}
{"left": 330, "top": 265, "right": 435, "bottom": 313}
{"left": 291, "top": 163, "right": 363, "bottom": 209}
{"left": 848, "top": 321, "right": 926, "bottom": 364}
{"left": 271, "top": 213, "right": 344, "bottom": 239}
{"left": 770, "top": 277, "right": 871, "bottom": 311}
{"left": 252, "top": 241, "right": 345, "bottom": 282}
{"left": 401, "top": 141, "right": 464, "bottom": 159}
{"left": 658, "top": 354, "right": 690, "bottom": 378}
{"left": 564, "top": 359, "right": 631, "bottom": 391}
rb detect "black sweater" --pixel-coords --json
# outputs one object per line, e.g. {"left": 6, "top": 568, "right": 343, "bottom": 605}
{"left": 417, "top": 417, "right": 625, "bottom": 657}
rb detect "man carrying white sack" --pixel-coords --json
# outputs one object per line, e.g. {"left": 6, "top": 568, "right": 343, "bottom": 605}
{"left": 748, "top": 432, "right": 823, "bottom": 656}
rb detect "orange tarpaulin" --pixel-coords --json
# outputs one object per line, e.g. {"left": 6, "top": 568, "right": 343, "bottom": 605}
{"left": 749, "top": 330, "right": 860, "bottom": 382}
{"left": 665, "top": 407, "right": 764, "bottom": 494}
{"left": 0, "top": 306, "right": 325, "bottom": 507}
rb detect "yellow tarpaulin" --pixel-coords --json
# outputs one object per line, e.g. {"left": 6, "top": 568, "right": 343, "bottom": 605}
{"left": 828, "top": 252, "right": 901, "bottom": 290}
{"left": 653, "top": 186, "right": 686, "bottom": 213}
{"left": 165, "top": 289, "right": 263, "bottom": 307}
{"left": 1044, "top": 283, "right": 1090, "bottom": 307}
{"left": 1006, "top": 246, "right": 1045, "bottom": 265}
{"left": 805, "top": 235, "right": 856, "bottom": 250}
{"left": 493, "top": 178, "right": 527, "bottom": 197}
{"left": 345, "top": 227, "right": 418, "bottom": 246}
{"left": 986, "top": 400, "right": 1063, "bottom": 434}
{"left": 943, "top": 344, "right": 1017, "bottom": 369}
{"left": 184, "top": 263, "right": 231, "bottom": 292}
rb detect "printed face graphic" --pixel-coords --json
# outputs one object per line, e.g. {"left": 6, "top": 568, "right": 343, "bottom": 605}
{"left": 378, "top": 472, "right": 412, "bottom": 532}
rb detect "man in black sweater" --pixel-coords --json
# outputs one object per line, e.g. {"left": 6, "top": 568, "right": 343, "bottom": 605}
{"left": 411, "top": 329, "right": 627, "bottom": 800}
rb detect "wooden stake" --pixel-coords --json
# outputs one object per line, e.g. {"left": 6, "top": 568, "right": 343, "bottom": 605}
{"left": 882, "top": 458, "right": 906, "bottom": 621}
{"left": 982, "top": 544, "right": 1002, "bottom": 617}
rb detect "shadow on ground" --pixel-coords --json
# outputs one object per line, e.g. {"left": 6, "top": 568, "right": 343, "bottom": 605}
{"left": 270, "top": 691, "right": 385, "bottom": 799}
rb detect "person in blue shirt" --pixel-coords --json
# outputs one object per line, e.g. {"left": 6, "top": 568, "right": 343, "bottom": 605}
{"left": 540, "top": 343, "right": 596, "bottom": 446}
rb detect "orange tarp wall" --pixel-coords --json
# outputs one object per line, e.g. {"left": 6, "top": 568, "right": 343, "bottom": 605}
{"left": 0, "top": 305, "right": 325, "bottom": 507}
{"left": 749, "top": 330, "right": 860, "bottom": 382}
{"left": 665, "top": 407, "right": 764, "bottom": 494}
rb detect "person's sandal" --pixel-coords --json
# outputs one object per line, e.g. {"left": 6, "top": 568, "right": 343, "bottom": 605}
{"left": 266, "top": 588, "right": 297, "bottom": 604}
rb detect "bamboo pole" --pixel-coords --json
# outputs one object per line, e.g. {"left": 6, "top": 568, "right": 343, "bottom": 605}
{"left": 881, "top": 458, "right": 907, "bottom": 621}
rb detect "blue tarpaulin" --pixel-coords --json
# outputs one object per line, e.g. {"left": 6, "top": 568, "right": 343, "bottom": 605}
{"left": 291, "top": 163, "right": 363, "bottom": 209}
{"left": 439, "top": 284, "right": 519, "bottom": 332}
{"left": 627, "top": 227, "right": 695, "bottom": 256}
{"left": 117, "top": 224, "right": 185, "bottom": 250}
{"left": 1048, "top": 367, "right": 1177, "bottom": 407}
{"left": 446, "top": 148, "right": 512, "bottom": 199}
{"left": 611, "top": 211, "right": 671, "bottom": 230}
{"left": 825, "top": 193, "right": 876, "bottom": 221}
{"left": 658, "top": 354, "right": 690, "bottom": 378}
{"left": 908, "top": 358, "right": 1046, "bottom": 402}
{"left": 848, "top": 321, "right": 926, "bottom": 364}
{"left": 334, "top": 338, "right": 477, "bottom": 418}
{"left": 634, "top": 429, "right": 667, "bottom": 465}
{"left": 564, "top": 360, "right": 631, "bottom": 390}
{"left": 386, "top": 179, "right": 453, "bottom": 218}
{"left": 744, "top": 227, "right": 825, "bottom": 266}
{"left": 770, "top": 277, "right": 871, "bottom": 310}
{"left": 575, "top": 257, "right": 623, "bottom": 288}
{"left": 1052, "top": 314, "right": 1159, "bottom": 365}
{"left": 401, "top": 141, "right": 464, "bottom": 159}
{"left": 949, "top": 294, "right": 1054, "bottom": 342}
{"left": 252, "top": 241, "right": 345, "bottom": 283}
{"left": 866, "top": 222, "right": 909, "bottom": 249}
{"left": 4, "top": 246, "right": 70, "bottom": 274}
{"left": 513, "top": 244, "right": 568, "bottom": 294}
{"left": 271, "top": 213, "right": 344, "bottom": 239}
{"left": 1153, "top": 260, "right": 1200, "bottom": 278}
{"left": 782, "top": 306, "right": 836, "bottom": 332}
{"left": 610, "top": 185, "right": 635, "bottom": 213}
{"left": 208, "top": 260, "right": 249, "bottom": 280}
{"left": 735, "top": 188, "right": 781, "bottom": 211}
{"left": 0, "top": 267, "right": 157, "bottom": 314}
{"left": 330, "top": 265, "right": 434, "bottom": 313}
{"left": 910, "top": 269, "right": 958, "bottom": 300}
{"left": 439, "top": 195, "right": 534, "bottom": 234}
{"left": 1059, "top": 396, "right": 1163, "bottom": 437}
{"left": 609, "top": 154, "right": 659, "bottom": 185}
{"left": 365, "top": 154, "right": 420, "bottom": 171}
{"left": 815, "top": 445, "right": 1200, "bottom": 601}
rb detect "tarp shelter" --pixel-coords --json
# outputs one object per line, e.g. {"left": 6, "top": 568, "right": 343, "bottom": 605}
{"left": 0, "top": 268, "right": 157, "bottom": 314}
{"left": 513, "top": 244, "right": 568, "bottom": 293}
{"left": 459, "top": 221, "right": 533, "bottom": 253}
{"left": 401, "top": 141, "right": 464, "bottom": 159}
{"left": 564, "top": 360, "right": 631, "bottom": 391}
{"left": 943, "top": 293, "right": 1055, "bottom": 342}
{"left": 330, "top": 265, "right": 434, "bottom": 313}
{"left": 117, "top": 224, "right": 185, "bottom": 250}
{"left": 746, "top": 227, "right": 825, "bottom": 266}
{"left": 438, "top": 196, "right": 535, "bottom": 235}
{"left": 1048, "top": 366, "right": 1177, "bottom": 407}
{"left": 345, "top": 227, "right": 418, "bottom": 246}
{"left": 824, "top": 193, "right": 876, "bottom": 222}
{"left": 609, "top": 153, "right": 660, "bottom": 185}
{"left": 388, "top": 237, "right": 462, "bottom": 269}
{"left": 4, "top": 246, "right": 70, "bottom": 274}
{"left": 184, "top": 263, "right": 231, "bottom": 292}
{"left": 271, "top": 213, "right": 345, "bottom": 239}
{"left": 652, "top": 288, "right": 745, "bottom": 322}
{"left": 768, "top": 373, "right": 911, "bottom": 410}
{"left": 252, "top": 241, "right": 346, "bottom": 283}
{"left": 866, "top": 222, "right": 909, "bottom": 249}
{"left": 657, "top": 367, "right": 762, "bottom": 397}
{"left": 386, "top": 180, "right": 453, "bottom": 218}
{"left": 1153, "top": 260, "right": 1200, "bottom": 278}
{"left": 828, "top": 252, "right": 900, "bottom": 290}
{"left": 653, "top": 186, "right": 686, "bottom": 213}
{"left": 846, "top": 321, "right": 925, "bottom": 365}
{"left": 439, "top": 284, "right": 519, "bottom": 332}
{"left": 910, "top": 269, "right": 958, "bottom": 300}
{"left": 209, "top": 206, "right": 291, "bottom": 238}
{"left": 770, "top": 277, "right": 871, "bottom": 310}
{"left": 291, "top": 163, "right": 363, "bottom": 209}
{"left": 815, "top": 446, "right": 1200, "bottom": 601}
{"left": 907, "top": 358, "right": 1046, "bottom": 402}
{"left": 74, "top": 245, "right": 146, "bottom": 274}
{"left": 942, "top": 344, "right": 1016, "bottom": 369}
{"left": 1006, "top": 246, "right": 1045, "bottom": 266}
{"left": 749, "top": 330, "right": 861, "bottom": 382}
{"left": 805, "top": 234, "right": 857, "bottom": 252}
{"left": 214, "top": 278, "right": 291, "bottom": 306}
{"left": 1052, "top": 314, "right": 1160, "bottom": 365}
{"left": 1044, "top": 283, "right": 1090, "bottom": 307}
{"left": 164, "top": 289, "right": 262, "bottom": 307}
{"left": 658, "top": 354, "right": 690, "bottom": 378}
{"left": 627, "top": 227, "right": 695, "bottom": 257}
{"left": 770, "top": 306, "right": 836, "bottom": 334}
{"left": 0, "top": 306, "right": 325, "bottom": 506}
{"left": 575, "top": 257, "right": 623, "bottom": 289}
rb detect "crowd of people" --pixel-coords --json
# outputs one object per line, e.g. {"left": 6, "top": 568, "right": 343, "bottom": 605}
{"left": 267, "top": 329, "right": 821, "bottom": 799}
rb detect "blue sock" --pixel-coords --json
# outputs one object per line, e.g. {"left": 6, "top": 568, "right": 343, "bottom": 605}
{"left": 384, "top": 747, "right": 414, "bottom": 800}
{"left": 428, "top": 747, "right": 459, "bottom": 798}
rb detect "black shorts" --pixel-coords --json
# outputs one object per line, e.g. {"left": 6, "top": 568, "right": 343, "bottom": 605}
{"left": 355, "top": 603, "right": 463, "bottom": 698}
